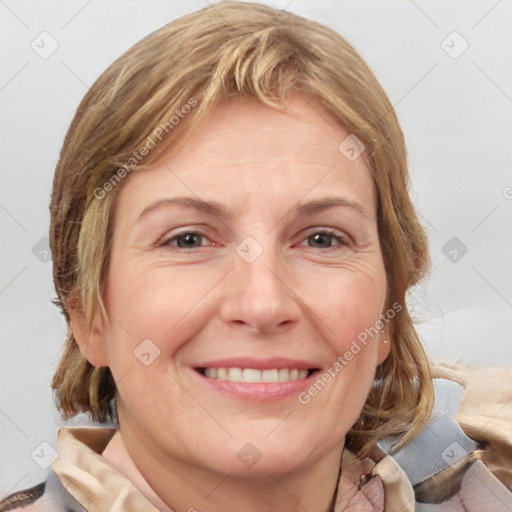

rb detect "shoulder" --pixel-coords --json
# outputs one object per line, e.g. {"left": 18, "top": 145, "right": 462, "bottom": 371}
{"left": 432, "top": 362, "right": 512, "bottom": 488}
{"left": 378, "top": 364, "right": 512, "bottom": 509}
{"left": 0, "top": 472, "right": 84, "bottom": 512}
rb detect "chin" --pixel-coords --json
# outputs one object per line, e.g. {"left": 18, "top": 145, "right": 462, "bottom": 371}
{"left": 197, "top": 430, "right": 337, "bottom": 478}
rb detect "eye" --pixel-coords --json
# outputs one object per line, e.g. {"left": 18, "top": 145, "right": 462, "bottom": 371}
{"left": 161, "top": 231, "right": 210, "bottom": 249}
{"left": 158, "top": 228, "right": 349, "bottom": 251}
{"left": 300, "top": 229, "right": 350, "bottom": 249}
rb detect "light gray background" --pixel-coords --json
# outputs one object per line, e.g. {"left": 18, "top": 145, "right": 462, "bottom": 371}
{"left": 1, "top": 0, "right": 511, "bottom": 496}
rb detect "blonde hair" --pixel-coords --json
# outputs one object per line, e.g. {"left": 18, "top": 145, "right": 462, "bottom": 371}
{"left": 50, "top": 0, "right": 433, "bottom": 456}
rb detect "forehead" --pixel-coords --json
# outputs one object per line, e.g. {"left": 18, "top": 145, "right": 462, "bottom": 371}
{"left": 114, "top": 95, "right": 376, "bottom": 221}
{"left": 171, "top": 95, "right": 367, "bottom": 168}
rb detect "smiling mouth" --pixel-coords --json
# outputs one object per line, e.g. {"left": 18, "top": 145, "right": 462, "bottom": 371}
{"left": 194, "top": 367, "right": 318, "bottom": 383}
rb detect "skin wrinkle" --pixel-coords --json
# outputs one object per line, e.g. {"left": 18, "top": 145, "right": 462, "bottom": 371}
{"left": 130, "top": 215, "right": 376, "bottom": 267}
{"left": 135, "top": 196, "right": 375, "bottom": 227}
{"left": 82, "top": 95, "right": 389, "bottom": 512}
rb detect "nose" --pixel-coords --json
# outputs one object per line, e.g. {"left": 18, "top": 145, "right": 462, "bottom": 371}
{"left": 218, "top": 242, "right": 302, "bottom": 335}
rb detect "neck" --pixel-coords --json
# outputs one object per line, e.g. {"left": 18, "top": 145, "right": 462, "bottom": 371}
{"left": 102, "top": 429, "right": 343, "bottom": 512}
{"left": 102, "top": 430, "right": 175, "bottom": 512}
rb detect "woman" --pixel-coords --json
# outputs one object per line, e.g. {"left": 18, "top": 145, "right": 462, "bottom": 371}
{"left": 2, "top": 2, "right": 511, "bottom": 511}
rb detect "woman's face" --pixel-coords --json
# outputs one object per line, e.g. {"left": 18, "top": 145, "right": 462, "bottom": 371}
{"left": 88, "top": 95, "right": 389, "bottom": 478}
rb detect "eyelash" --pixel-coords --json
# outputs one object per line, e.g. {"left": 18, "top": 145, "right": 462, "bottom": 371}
{"left": 159, "top": 228, "right": 351, "bottom": 251}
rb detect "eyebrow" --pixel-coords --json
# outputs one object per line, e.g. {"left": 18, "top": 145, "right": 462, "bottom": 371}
{"left": 137, "top": 196, "right": 373, "bottom": 222}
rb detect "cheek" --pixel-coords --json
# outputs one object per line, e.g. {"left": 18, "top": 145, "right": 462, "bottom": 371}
{"left": 321, "top": 266, "right": 387, "bottom": 417}
{"left": 101, "top": 269, "right": 189, "bottom": 417}
{"left": 102, "top": 264, "right": 218, "bottom": 369}
{"left": 303, "top": 261, "right": 387, "bottom": 355}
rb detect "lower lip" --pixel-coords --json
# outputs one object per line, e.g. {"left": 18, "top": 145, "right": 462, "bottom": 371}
{"left": 192, "top": 369, "right": 318, "bottom": 400}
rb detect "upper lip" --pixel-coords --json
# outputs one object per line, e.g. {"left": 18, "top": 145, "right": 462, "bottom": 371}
{"left": 193, "top": 357, "right": 320, "bottom": 371}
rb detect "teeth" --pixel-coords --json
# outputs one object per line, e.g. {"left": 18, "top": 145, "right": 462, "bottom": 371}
{"left": 261, "top": 369, "right": 278, "bottom": 383}
{"left": 201, "top": 367, "right": 309, "bottom": 383}
{"left": 242, "top": 368, "right": 261, "bottom": 383}
{"left": 278, "top": 368, "right": 289, "bottom": 382}
{"left": 227, "top": 368, "right": 243, "bottom": 382}
{"left": 203, "top": 368, "right": 214, "bottom": 378}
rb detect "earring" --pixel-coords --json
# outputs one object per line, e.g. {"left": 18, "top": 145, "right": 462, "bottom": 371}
{"left": 383, "top": 339, "right": 388, "bottom": 344}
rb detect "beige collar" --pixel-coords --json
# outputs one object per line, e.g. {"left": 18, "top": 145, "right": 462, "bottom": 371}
{"left": 51, "top": 427, "right": 414, "bottom": 512}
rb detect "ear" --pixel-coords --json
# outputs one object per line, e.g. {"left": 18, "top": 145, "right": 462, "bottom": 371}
{"left": 377, "top": 326, "right": 391, "bottom": 365}
{"left": 68, "top": 297, "right": 110, "bottom": 367}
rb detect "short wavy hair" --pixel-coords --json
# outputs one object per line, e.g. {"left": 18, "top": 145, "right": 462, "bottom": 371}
{"left": 50, "top": 0, "right": 434, "bottom": 456}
